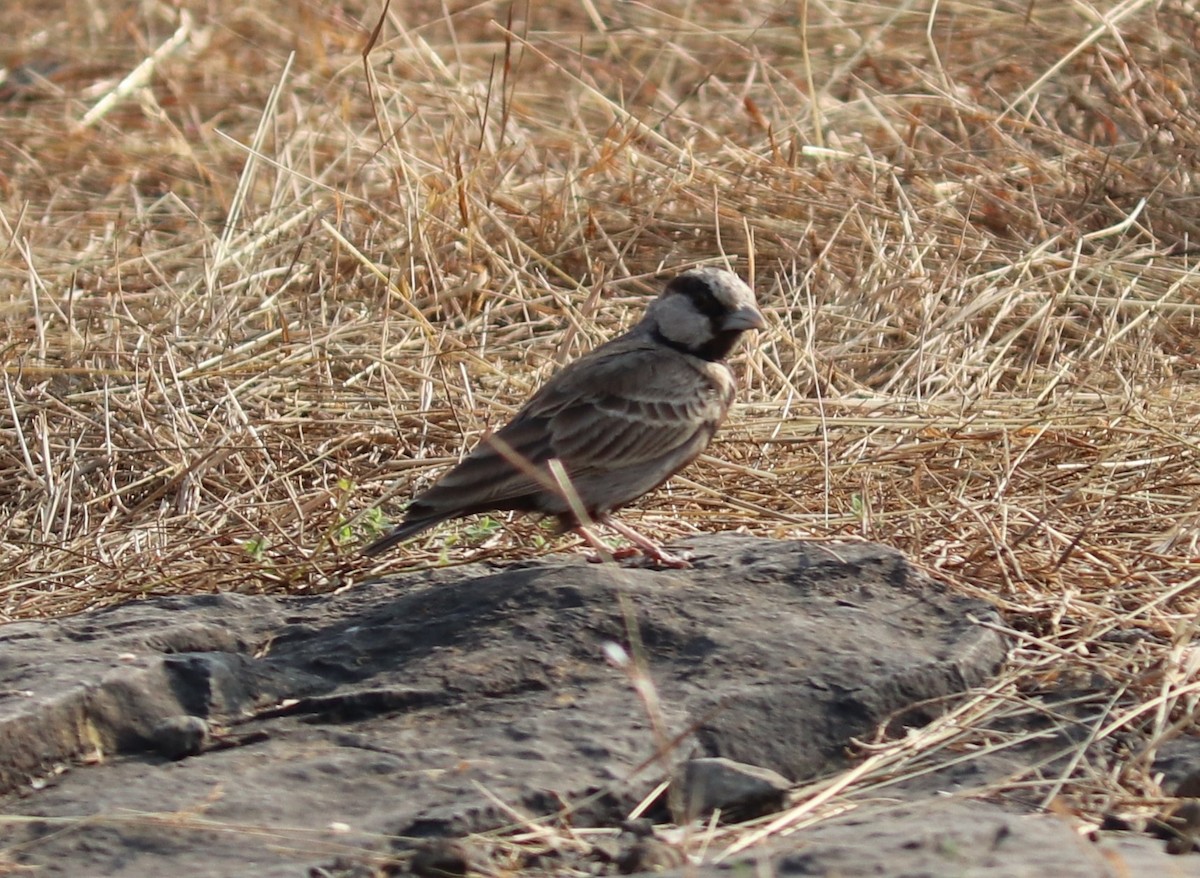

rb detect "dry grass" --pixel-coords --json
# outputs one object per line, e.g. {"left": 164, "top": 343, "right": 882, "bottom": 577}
{"left": 2, "top": 0, "right": 1200, "bottom": 853}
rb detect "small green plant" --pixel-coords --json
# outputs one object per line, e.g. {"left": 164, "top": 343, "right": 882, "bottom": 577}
{"left": 357, "top": 506, "right": 389, "bottom": 542}
{"left": 463, "top": 515, "right": 503, "bottom": 542}
{"left": 242, "top": 537, "right": 269, "bottom": 563}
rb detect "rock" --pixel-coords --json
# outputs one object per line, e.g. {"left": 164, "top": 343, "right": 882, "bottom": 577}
{"left": 146, "top": 715, "right": 210, "bottom": 760}
{"left": 1162, "top": 801, "right": 1200, "bottom": 855}
{"left": 1180, "top": 774, "right": 1200, "bottom": 798}
{"left": 616, "top": 837, "right": 687, "bottom": 873}
{"left": 671, "top": 757, "right": 790, "bottom": 822}
{"left": 0, "top": 535, "right": 1012, "bottom": 876}
{"left": 756, "top": 800, "right": 1188, "bottom": 878}
{"left": 410, "top": 839, "right": 471, "bottom": 877}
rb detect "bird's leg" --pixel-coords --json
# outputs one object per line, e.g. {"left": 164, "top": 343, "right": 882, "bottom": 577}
{"left": 598, "top": 515, "right": 692, "bottom": 569}
{"left": 574, "top": 523, "right": 642, "bottom": 563}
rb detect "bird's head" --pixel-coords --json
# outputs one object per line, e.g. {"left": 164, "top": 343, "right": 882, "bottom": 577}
{"left": 642, "top": 266, "right": 765, "bottom": 361}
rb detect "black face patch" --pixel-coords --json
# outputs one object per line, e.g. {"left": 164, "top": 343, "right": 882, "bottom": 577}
{"left": 656, "top": 273, "right": 749, "bottom": 362}
{"left": 651, "top": 323, "right": 746, "bottom": 362}
{"left": 690, "top": 329, "right": 745, "bottom": 362}
{"left": 665, "top": 273, "right": 729, "bottom": 322}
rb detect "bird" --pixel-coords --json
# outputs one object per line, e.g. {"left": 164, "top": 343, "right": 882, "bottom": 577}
{"left": 364, "top": 266, "right": 765, "bottom": 567}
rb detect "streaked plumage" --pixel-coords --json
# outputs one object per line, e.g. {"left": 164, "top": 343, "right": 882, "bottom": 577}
{"left": 365, "top": 266, "right": 764, "bottom": 567}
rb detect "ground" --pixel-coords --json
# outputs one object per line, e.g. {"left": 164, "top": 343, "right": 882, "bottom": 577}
{"left": 0, "top": 0, "right": 1198, "bottom": 864}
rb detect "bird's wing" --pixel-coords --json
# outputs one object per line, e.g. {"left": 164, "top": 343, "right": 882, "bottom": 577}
{"left": 408, "top": 339, "right": 732, "bottom": 517}
{"left": 536, "top": 342, "right": 732, "bottom": 474}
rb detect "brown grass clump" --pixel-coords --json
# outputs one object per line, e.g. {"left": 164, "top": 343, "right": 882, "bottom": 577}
{"left": 2, "top": 0, "right": 1200, "bottom": 855}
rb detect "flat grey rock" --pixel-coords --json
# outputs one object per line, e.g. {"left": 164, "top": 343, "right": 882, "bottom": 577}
{"left": 671, "top": 757, "right": 791, "bottom": 822}
{"left": 0, "top": 534, "right": 1060, "bottom": 875}
{"left": 727, "top": 800, "right": 1194, "bottom": 878}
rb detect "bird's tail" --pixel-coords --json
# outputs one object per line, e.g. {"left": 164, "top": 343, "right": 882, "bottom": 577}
{"left": 362, "top": 514, "right": 448, "bottom": 558}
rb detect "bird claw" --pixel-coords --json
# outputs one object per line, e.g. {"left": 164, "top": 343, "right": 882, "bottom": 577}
{"left": 584, "top": 545, "right": 642, "bottom": 563}
{"left": 577, "top": 520, "right": 692, "bottom": 569}
{"left": 584, "top": 546, "right": 692, "bottom": 569}
{"left": 645, "top": 547, "right": 692, "bottom": 569}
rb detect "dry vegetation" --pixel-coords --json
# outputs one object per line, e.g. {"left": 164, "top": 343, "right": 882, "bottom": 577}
{"left": 2, "top": 0, "right": 1200, "bottom": 861}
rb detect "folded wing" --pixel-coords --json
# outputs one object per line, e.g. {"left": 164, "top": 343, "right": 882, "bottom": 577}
{"left": 405, "top": 341, "right": 731, "bottom": 522}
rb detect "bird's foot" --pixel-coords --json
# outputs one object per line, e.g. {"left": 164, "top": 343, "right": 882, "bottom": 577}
{"left": 633, "top": 545, "right": 693, "bottom": 569}
{"left": 583, "top": 545, "right": 691, "bottom": 568}
{"left": 584, "top": 544, "right": 642, "bottom": 563}
{"left": 579, "top": 517, "right": 693, "bottom": 569}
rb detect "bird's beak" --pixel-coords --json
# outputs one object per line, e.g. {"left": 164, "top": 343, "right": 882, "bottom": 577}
{"left": 722, "top": 306, "right": 766, "bottom": 332}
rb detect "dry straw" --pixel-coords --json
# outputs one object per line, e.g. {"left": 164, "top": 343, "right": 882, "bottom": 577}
{"left": 1, "top": 0, "right": 1199, "bottom": 858}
